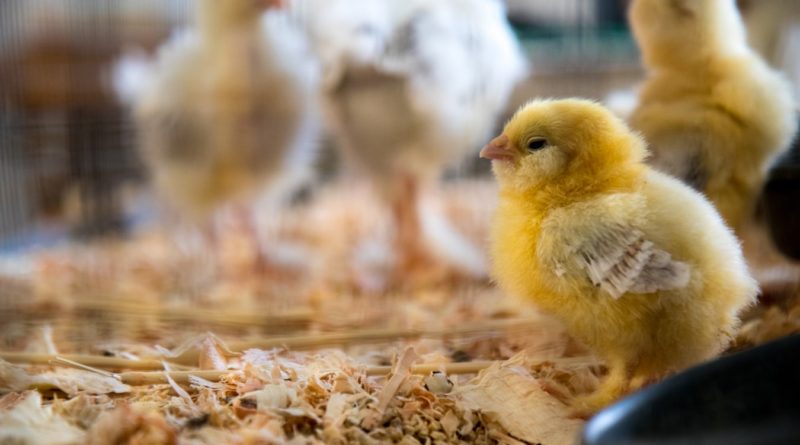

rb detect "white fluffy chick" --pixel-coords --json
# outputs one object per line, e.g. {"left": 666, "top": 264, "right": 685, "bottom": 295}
{"left": 132, "top": 0, "right": 319, "bottom": 271}
{"left": 296, "top": 0, "right": 526, "bottom": 277}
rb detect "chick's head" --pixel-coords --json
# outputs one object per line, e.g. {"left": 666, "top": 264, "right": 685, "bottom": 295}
{"left": 199, "top": 0, "right": 282, "bottom": 31}
{"left": 629, "top": 0, "right": 747, "bottom": 69}
{"left": 481, "top": 99, "right": 647, "bottom": 196}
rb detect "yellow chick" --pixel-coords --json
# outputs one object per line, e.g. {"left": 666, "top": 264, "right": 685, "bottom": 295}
{"left": 482, "top": 99, "right": 758, "bottom": 416}
{"left": 137, "top": 0, "right": 312, "bottom": 217}
{"left": 133, "top": 0, "right": 319, "bottom": 271}
{"left": 628, "top": 0, "right": 798, "bottom": 234}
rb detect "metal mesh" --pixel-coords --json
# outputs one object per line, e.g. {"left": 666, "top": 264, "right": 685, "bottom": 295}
{"left": 0, "top": 0, "right": 636, "bottom": 249}
{"left": 0, "top": 1, "right": 192, "bottom": 246}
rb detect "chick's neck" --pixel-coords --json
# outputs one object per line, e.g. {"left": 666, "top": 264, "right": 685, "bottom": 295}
{"left": 638, "top": 4, "right": 750, "bottom": 74}
{"left": 197, "top": 1, "right": 262, "bottom": 41}
{"left": 499, "top": 164, "right": 645, "bottom": 213}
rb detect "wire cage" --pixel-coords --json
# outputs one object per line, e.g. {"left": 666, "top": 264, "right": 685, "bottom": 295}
{"left": 0, "top": 0, "right": 194, "bottom": 247}
{"left": 0, "top": 0, "right": 643, "bottom": 251}
{"left": 1, "top": 0, "right": 798, "bottom": 250}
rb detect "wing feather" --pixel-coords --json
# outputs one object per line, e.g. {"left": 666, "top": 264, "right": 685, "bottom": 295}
{"left": 574, "top": 226, "right": 690, "bottom": 299}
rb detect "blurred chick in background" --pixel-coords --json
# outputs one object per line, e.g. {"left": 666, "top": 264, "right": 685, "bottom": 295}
{"left": 127, "top": 0, "right": 319, "bottom": 272}
{"left": 628, "top": 0, "right": 798, "bottom": 234}
{"left": 483, "top": 99, "right": 758, "bottom": 416}
{"left": 295, "top": 0, "right": 526, "bottom": 280}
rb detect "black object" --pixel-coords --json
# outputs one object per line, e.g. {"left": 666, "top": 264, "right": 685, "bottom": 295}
{"left": 763, "top": 118, "right": 800, "bottom": 260}
{"left": 582, "top": 334, "right": 800, "bottom": 445}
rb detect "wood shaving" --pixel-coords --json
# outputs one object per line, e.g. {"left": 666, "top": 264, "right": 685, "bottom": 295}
{"left": 87, "top": 404, "right": 177, "bottom": 445}
{"left": 457, "top": 359, "right": 584, "bottom": 445}
{"left": 0, "top": 359, "right": 130, "bottom": 396}
{"left": 0, "top": 391, "right": 85, "bottom": 445}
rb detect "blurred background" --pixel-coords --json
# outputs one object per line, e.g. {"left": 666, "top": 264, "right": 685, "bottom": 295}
{"left": 0, "top": 0, "right": 798, "bottom": 250}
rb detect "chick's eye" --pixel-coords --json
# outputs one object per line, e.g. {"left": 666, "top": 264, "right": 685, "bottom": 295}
{"left": 527, "top": 138, "right": 548, "bottom": 152}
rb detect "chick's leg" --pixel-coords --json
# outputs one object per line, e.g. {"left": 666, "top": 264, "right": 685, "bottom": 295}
{"left": 237, "top": 205, "right": 268, "bottom": 273}
{"left": 571, "top": 358, "right": 632, "bottom": 418}
{"left": 629, "top": 372, "right": 662, "bottom": 392}
{"left": 207, "top": 201, "right": 303, "bottom": 282}
{"left": 187, "top": 218, "right": 222, "bottom": 283}
{"left": 390, "top": 173, "right": 432, "bottom": 274}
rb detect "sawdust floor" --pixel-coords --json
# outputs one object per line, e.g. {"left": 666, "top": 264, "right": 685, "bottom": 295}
{"left": 1, "top": 180, "right": 799, "bottom": 445}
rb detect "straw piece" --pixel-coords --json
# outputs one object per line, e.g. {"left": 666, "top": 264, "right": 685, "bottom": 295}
{"left": 365, "top": 360, "right": 495, "bottom": 376}
{"left": 73, "top": 299, "right": 312, "bottom": 328}
{"left": 174, "top": 317, "right": 545, "bottom": 364}
{"left": 118, "top": 370, "right": 227, "bottom": 386}
{"left": 51, "top": 356, "right": 119, "bottom": 379}
{"left": 0, "top": 353, "right": 167, "bottom": 371}
{"left": 115, "top": 357, "right": 597, "bottom": 386}
{"left": 364, "top": 356, "right": 595, "bottom": 377}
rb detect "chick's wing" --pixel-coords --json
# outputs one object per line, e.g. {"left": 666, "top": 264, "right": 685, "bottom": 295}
{"left": 540, "top": 194, "right": 690, "bottom": 299}
{"left": 572, "top": 224, "right": 690, "bottom": 299}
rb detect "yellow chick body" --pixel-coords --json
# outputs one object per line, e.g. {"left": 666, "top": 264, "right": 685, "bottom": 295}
{"left": 483, "top": 99, "right": 758, "bottom": 415}
{"left": 628, "top": 0, "right": 798, "bottom": 233}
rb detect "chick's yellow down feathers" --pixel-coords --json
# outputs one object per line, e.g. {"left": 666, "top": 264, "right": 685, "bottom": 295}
{"left": 628, "top": 0, "right": 798, "bottom": 233}
{"left": 483, "top": 99, "right": 758, "bottom": 415}
{"left": 135, "top": 0, "right": 318, "bottom": 219}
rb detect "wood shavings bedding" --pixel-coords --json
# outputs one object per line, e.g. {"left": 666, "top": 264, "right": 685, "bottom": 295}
{"left": 0, "top": 180, "right": 798, "bottom": 444}
{"left": 1, "top": 341, "right": 594, "bottom": 444}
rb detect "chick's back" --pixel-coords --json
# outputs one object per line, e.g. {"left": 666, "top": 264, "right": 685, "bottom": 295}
{"left": 638, "top": 171, "right": 758, "bottom": 359}
{"left": 301, "top": 0, "right": 525, "bottom": 181}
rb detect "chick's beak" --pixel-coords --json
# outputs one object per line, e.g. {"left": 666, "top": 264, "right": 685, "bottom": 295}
{"left": 480, "top": 134, "right": 514, "bottom": 161}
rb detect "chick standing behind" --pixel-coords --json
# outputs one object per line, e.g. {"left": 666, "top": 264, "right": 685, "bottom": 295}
{"left": 294, "top": 0, "right": 526, "bottom": 279}
{"left": 628, "top": 0, "right": 798, "bottom": 234}
{"left": 483, "top": 99, "right": 758, "bottom": 416}
{"left": 131, "top": 0, "right": 319, "bottom": 270}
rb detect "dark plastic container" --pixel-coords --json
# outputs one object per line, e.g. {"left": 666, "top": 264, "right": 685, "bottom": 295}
{"left": 763, "top": 120, "right": 800, "bottom": 260}
{"left": 582, "top": 334, "right": 800, "bottom": 445}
